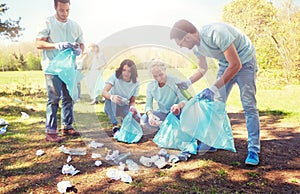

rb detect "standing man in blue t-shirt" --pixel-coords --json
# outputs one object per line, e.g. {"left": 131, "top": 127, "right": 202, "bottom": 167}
{"left": 170, "top": 19, "right": 260, "bottom": 166}
{"left": 36, "top": 0, "right": 84, "bottom": 142}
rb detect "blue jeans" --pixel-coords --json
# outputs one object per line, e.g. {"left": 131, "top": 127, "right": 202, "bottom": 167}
{"left": 216, "top": 57, "right": 260, "bottom": 153}
{"left": 104, "top": 99, "right": 129, "bottom": 125}
{"left": 45, "top": 74, "right": 74, "bottom": 134}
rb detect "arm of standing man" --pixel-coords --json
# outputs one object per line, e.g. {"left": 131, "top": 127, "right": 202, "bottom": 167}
{"left": 200, "top": 43, "right": 242, "bottom": 100}
{"left": 213, "top": 44, "right": 242, "bottom": 89}
{"left": 36, "top": 37, "right": 84, "bottom": 54}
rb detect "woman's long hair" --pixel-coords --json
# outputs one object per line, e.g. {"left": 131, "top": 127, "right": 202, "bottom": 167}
{"left": 115, "top": 59, "right": 138, "bottom": 83}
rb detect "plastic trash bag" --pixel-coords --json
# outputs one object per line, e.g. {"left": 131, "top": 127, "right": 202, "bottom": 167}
{"left": 153, "top": 113, "right": 198, "bottom": 154}
{"left": 45, "top": 48, "right": 83, "bottom": 101}
{"left": 180, "top": 93, "right": 236, "bottom": 152}
{"left": 114, "top": 112, "right": 143, "bottom": 143}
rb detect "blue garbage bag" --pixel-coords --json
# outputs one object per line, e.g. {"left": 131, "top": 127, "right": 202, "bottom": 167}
{"left": 180, "top": 93, "right": 236, "bottom": 152}
{"left": 44, "top": 49, "right": 83, "bottom": 101}
{"left": 153, "top": 113, "right": 198, "bottom": 154}
{"left": 114, "top": 112, "right": 143, "bottom": 143}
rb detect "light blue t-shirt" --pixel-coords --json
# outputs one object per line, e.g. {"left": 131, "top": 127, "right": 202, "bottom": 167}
{"left": 106, "top": 74, "right": 140, "bottom": 100}
{"left": 193, "top": 22, "right": 255, "bottom": 67}
{"left": 36, "top": 15, "right": 84, "bottom": 71}
{"left": 145, "top": 75, "right": 187, "bottom": 114}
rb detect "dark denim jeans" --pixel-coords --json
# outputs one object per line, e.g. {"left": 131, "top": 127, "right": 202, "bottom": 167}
{"left": 45, "top": 74, "right": 74, "bottom": 134}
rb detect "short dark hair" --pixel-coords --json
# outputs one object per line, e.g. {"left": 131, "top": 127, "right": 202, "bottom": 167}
{"left": 115, "top": 59, "right": 138, "bottom": 83}
{"left": 170, "top": 19, "right": 197, "bottom": 40}
{"left": 54, "top": 0, "right": 70, "bottom": 7}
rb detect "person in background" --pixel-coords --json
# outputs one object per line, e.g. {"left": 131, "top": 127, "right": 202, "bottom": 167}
{"left": 102, "top": 59, "right": 140, "bottom": 135}
{"left": 36, "top": 0, "right": 84, "bottom": 142}
{"left": 76, "top": 58, "right": 82, "bottom": 102}
{"left": 140, "top": 59, "right": 187, "bottom": 134}
{"left": 170, "top": 19, "right": 260, "bottom": 166}
{"left": 81, "top": 43, "right": 107, "bottom": 105}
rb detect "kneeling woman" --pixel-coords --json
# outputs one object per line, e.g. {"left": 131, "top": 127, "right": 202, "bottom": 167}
{"left": 102, "top": 59, "right": 140, "bottom": 134}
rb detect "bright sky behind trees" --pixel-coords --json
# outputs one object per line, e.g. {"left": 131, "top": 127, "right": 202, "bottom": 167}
{"left": 2, "top": 0, "right": 232, "bottom": 44}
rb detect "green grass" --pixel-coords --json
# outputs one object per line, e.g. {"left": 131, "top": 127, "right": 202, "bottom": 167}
{"left": 1, "top": 70, "right": 299, "bottom": 125}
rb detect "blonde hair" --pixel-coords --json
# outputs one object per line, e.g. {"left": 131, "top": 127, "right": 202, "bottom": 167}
{"left": 148, "top": 59, "right": 166, "bottom": 73}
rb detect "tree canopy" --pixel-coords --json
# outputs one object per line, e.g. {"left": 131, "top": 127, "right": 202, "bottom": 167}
{"left": 222, "top": 0, "right": 300, "bottom": 83}
{"left": 0, "top": 3, "right": 24, "bottom": 40}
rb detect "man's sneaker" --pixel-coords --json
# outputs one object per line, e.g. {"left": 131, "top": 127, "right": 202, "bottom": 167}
{"left": 112, "top": 126, "right": 120, "bottom": 136}
{"left": 245, "top": 151, "right": 259, "bottom": 166}
{"left": 197, "top": 143, "right": 217, "bottom": 154}
{"left": 61, "top": 128, "right": 80, "bottom": 136}
{"left": 45, "top": 133, "right": 65, "bottom": 143}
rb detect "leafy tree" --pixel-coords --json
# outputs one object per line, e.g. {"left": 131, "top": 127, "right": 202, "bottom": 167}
{"left": 12, "top": 52, "right": 27, "bottom": 70}
{"left": 222, "top": 0, "right": 278, "bottom": 43}
{"left": 0, "top": 3, "right": 24, "bottom": 40}
{"left": 26, "top": 52, "right": 41, "bottom": 70}
{"left": 222, "top": 0, "right": 300, "bottom": 83}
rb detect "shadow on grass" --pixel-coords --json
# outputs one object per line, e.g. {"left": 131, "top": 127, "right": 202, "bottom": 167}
{"left": 228, "top": 109, "right": 291, "bottom": 126}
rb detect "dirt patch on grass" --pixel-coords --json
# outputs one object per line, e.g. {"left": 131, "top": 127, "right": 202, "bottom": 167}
{"left": 0, "top": 109, "right": 299, "bottom": 193}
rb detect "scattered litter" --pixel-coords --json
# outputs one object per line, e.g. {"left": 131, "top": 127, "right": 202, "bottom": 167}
{"left": 168, "top": 155, "right": 180, "bottom": 163}
{"left": 67, "top": 156, "right": 72, "bottom": 163}
{"left": 126, "top": 159, "right": 139, "bottom": 173}
{"left": 113, "top": 152, "right": 131, "bottom": 164}
{"left": 178, "top": 152, "right": 191, "bottom": 161}
{"left": 36, "top": 149, "right": 44, "bottom": 156}
{"left": 0, "top": 118, "right": 9, "bottom": 126}
{"left": 91, "top": 153, "right": 101, "bottom": 159}
{"left": 59, "top": 145, "right": 86, "bottom": 155}
{"left": 88, "top": 140, "right": 104, "bottom": 148}
{"left": 139, "top": 156, "right": 153, "bottom": 167}
{"left": 95, "top": 160, "right": 102, "bottom": 167}
{"left": 0, "top": 125, "right": 7, "bottom": 134}
{"left": 106, "top": 168, "right": 132, "bottom": 183}
{"left": 21, "top": 112, "right": 29, "bottom": 120}
{"left": 118, "top": 162, "right": 126, "bottom": 171}
{"left": 154, "top": 156, "right": 167, "bottom": 169}
{"left": 0, "top": 118, "right": 8, "bottom": 134}
{"left": 62, "top": 164, "right": 80, "bottom": 176}
{"left": 150, "top": 155, "right": 160, "bottom": 163}
{"left": 158, "top": 149, "right": 168, "bottom": 156}
{"left": 57, "top": 181, "right": 78, "bottom": 193}
{"left": 105, "top": 150, "right": 119, "bottom": 161}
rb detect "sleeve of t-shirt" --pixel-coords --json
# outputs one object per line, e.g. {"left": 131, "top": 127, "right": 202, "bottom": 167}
{"left": 144, "top": 82, "right": 154, "bottom": 113}
{"left": 106, "top": 74, "right": 116, "bottom": 86}
{"left": 212, "top": 25, "right": 235, "bottom": 52}
{"left": 36, "top": 19, "right": 49, "bottom": 39}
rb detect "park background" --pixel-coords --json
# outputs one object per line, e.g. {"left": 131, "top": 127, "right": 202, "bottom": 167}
{"left": 0, "top": 0, "right": 300, "bottom": 193}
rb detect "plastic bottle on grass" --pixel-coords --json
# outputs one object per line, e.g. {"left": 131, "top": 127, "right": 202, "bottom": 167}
{"left": 113, "top": 152, "right": 131, "bottom": 164}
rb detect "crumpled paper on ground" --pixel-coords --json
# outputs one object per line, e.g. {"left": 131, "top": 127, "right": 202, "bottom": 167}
{"left": 88, "top": 140, "right": 104, "bottom": 148}
{"left": 106, "top": 168, "right": 132, "bottom": 183}
{"left": 57, "top": 181, "right": 77, "bottom": 193}
{"left": 62, "top": 164, "right": 80, "bottom": 176}
{"left": 36, "top": 149, "right": 44, "bottom": 156}
{"left": 59, "top": 145, "right": 86, "bottom": 155}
